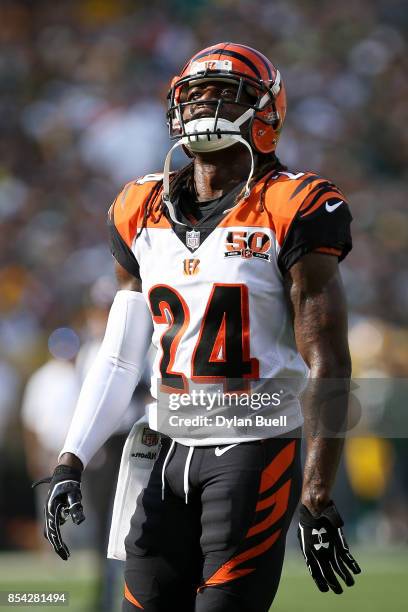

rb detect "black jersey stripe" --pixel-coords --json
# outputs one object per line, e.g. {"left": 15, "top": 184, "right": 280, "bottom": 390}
{"left": 299, "top": 184, "right": 342, "bottom": 215}
{"left": 191, "top": 48, "right": 262, "bottom": 80}
{"left": 289, "top": 175, "right": 320, "bottom": 200}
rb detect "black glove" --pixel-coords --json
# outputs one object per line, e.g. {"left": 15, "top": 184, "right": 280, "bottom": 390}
{"left": 32, "top": 465, "right": 85, "bottom": 561}
{"left": 297, "top": 501, "right": 361, "bottom": 594}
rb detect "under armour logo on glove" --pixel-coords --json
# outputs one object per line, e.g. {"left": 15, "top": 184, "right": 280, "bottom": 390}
{"left": 32, "top": 465, "right": 85, "bottom": 561}
{"left": 312, "top": 527, "right": 330, "bottom": 550}
{"left": 297, "top": 501, "right": 361, "bottom": 594}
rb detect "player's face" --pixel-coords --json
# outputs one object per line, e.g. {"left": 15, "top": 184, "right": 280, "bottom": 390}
{"left": 181, "top": 79, "right": 256, "bottom": 123}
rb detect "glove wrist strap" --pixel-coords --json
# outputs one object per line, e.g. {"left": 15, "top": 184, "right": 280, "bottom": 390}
{"left": 54, "top": 464, "right": 82, "bottom": 483}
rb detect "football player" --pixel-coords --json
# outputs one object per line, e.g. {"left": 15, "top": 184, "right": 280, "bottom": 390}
{"left": 34, "top": 43, "right": 361, "bottom": 611}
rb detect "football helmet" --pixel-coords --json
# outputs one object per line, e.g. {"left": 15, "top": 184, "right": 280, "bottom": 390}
{"left": 167, "top": 42, "right": 286, "bottom": 154}
{"left": 162, "top": 43, "right": 286, "bottom": 211}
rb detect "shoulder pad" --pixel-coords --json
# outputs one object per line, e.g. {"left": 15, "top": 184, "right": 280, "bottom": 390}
{"left": 135, "top": 173, "right": 164, "bottom": 185}
{"left": 263, "top": 171, "right": 346, "bottom": 246}
{"left": 108, "top": 175, "right": 165, "bottom": 248}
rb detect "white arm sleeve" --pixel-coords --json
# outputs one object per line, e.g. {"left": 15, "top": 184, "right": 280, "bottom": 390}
{"left": 58, "top": 290, "right": 153, "bottom": 469}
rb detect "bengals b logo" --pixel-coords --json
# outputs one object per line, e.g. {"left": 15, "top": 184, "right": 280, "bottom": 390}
{"left": 183, "top": 259, "right": 200, "bottom": 275}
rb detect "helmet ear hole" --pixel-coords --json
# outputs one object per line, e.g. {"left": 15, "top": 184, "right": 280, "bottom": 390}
{"left": 250, "top": 117, "right": 277, "bottom": 154}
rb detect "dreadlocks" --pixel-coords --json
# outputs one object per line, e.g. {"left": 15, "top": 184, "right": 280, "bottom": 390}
{"left": 135, "top": 152, "right": 287, "bottom": 241}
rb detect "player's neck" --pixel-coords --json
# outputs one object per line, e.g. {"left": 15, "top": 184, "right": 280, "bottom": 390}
{"left": 192, "top": 145, "right": 253, "bottom": 203}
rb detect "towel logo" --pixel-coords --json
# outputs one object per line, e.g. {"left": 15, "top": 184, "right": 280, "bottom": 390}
{"left": 141, "top": 428, "right": 160, "bottom": 447}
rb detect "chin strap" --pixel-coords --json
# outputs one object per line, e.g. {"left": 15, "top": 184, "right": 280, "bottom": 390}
{"left": 161, "top": 136, "right": 255, "bottom": 222}
{"left": 162, "top": 140, "right": 187, "bottom": 226}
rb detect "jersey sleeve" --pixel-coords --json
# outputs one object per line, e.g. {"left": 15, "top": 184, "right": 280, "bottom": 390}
{"left": 277, "top": 178, "right": 352, "bottom": 275}
{"left": 107, "top": 182, "right": 141, "bottom": 279}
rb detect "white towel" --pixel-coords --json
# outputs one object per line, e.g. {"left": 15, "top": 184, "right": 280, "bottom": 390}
{"left": 107, "top": 415, "right": 161, "bottom": 561}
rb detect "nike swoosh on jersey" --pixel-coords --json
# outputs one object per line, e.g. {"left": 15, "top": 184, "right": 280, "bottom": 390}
{"left": 215, "top": 443, "right": 239, "bottom": 456}
{"left": 325, "top": 200, "right": 344, "bottom": 212}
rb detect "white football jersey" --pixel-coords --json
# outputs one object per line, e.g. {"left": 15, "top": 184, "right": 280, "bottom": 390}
{"left": 108, "top": 169, "right": 352, "bottom": 444}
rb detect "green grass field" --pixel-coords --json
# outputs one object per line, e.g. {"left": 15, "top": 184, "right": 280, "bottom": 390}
{"left": 0, "top": 548, "right": 406, "bottom": 611}
{"left": 276, "top": 549, "right": 407, "bottom": 612}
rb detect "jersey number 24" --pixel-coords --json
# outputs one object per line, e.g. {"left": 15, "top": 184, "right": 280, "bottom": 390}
{"left": 149, "top": 284, "right": 259, "bottom": 393}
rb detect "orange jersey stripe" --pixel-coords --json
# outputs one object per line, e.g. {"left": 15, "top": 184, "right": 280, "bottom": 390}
{"left": 111, "top": 178, "right": 170, "bottom": 248}
{"left": 217, "top": 172, "right": 336, "bottom": 248}
{"left": 314, "top": 247, "right": 342, "bottom": 256}
{"left": 217, "top": 180, "right": 273, "bottom": 230}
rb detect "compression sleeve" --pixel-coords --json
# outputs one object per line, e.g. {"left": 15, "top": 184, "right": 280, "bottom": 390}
{"left": 58, "top": 290, "right": 153, "bottom": 469}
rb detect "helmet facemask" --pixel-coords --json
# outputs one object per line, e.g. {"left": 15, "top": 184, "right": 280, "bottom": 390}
{"left": 167, "top": 70, "right": 280, "bottom": 153}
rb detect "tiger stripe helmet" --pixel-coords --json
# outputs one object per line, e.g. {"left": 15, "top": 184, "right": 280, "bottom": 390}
{"left": 167, "top": 42, "right": 286, "bottom": 154}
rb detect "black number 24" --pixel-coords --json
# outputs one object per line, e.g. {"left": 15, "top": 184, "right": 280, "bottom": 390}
{"left": 148, "top": 284, "right": 259, "bottom": 392}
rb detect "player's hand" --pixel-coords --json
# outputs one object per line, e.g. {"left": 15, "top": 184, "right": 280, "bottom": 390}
{"left": 297, "top": 501, "right": 361, "bottom": 594}
{"left": 32, "top": 465, "right": 85, "bottom": 561}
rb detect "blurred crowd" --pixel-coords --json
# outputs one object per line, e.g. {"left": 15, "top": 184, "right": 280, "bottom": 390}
{"left": 0, "top": 0, "right": 407, "bottom": 592}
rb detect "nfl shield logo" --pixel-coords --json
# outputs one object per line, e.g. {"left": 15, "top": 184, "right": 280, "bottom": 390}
{"left": 186, "top": 229, "right": 200, "bottom": 250}
{"left": 141, "top": 427, "right": 160, "bottom": 447}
